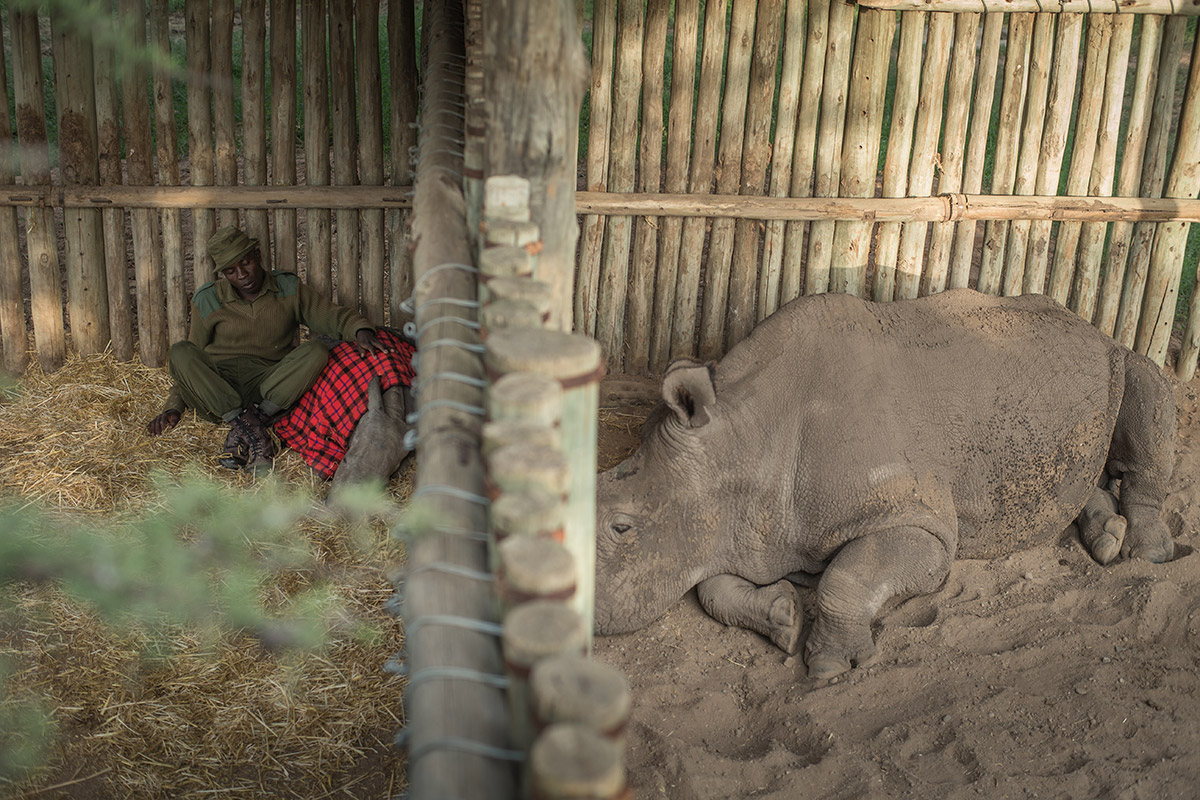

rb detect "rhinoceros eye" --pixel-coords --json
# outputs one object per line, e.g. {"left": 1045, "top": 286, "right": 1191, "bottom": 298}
{"left": 611, "top": 522, "right": 632, "bottom": 536}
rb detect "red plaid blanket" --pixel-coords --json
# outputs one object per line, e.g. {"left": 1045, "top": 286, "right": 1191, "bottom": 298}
{"left": 274, "top": 329, "right": 416, "bottom": 478}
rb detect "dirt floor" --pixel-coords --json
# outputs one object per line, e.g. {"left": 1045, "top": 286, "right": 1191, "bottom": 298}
{"left": 590, "top": 372, "right": 1200, "bottom": 800}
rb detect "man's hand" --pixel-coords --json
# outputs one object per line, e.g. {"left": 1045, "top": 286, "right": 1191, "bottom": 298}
{"left": 147, "top": 409, "right": 182, "bottom": 436}
{"left": 355, "top": 328, "right": 390, "bottom": 357}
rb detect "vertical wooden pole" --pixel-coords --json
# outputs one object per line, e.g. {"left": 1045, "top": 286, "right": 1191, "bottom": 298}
{"left": 1024, "top": 12, "right": 1083, "bottom": 295}
{"left": 672, "top": 0, "right": 728, "bottom": 358}
{"left": 186, "top": 0, "right": 216, "bottom": 288}
{"left": 872, "top": 10, "right": 924, "bottom": 302}
{"left": 150, "top": 0, "right": 188, "bottom": 344}
{"left": 1000, "top": 12, "right": 1054, "bottom": 298}
{"left": 783, "top": 0, "right": 830, "bottom": 303}
{"left": 624, "top": 0, "right": 668, "bottom": 374}
{"left": 11, "top": 9, "right": 65, "bottom": 371}
{"left": 576, "top": 0, "right": 615, "bottom": 339}
{"left": 977, "top": 12, "right": 1032, "bottom": 298}
{"left": 925, "top": 12, "right": 980, "bottom": 294}
{"left": 650, "top": 0, "right": 699, "bottom": 371}
{"left": 330, "top": 0, "right": 359, "bottom": 309}
{"left": 388, "top": 0, "right": 419, "bottom": 324}
{"left": 483, "top": 0, "right": 588, "bottom": 334}
{"left": 1115, "top": 15, "right": 1183, "bottom": 348}
{"left": 303, "top": 0, "right": 332, "bottom": 299}
{"left": 805, "top": 0, "right": 854, "bottom": 297}
{"left": 758, "top": 0, "right": 806, "bottom": 322}
{"left": 1147, "top": 30, "right": 1200, "bottom": 371}
{"left": 1048, "top": 14, "right": 1112, "bottom": 307}
{"left": 897, "top": 12, "right": 953, "bottom": 300}
{"left": 0, "top": 12, "right": 27, "bottom": 375}
{"left": 242, "top": 0, "right": 271, "bottom": 270}
{"left": 212, "top": 0, "right": 238, "bottom": 230}
{"left": 726, "top": 0, "right": 784, "bottom": 349}
{"left": 1073, "top": 14, "right": 1133, "bottom": 322}
{"left": 595, "top": 0, "right": 643, "bottom": 370}
{"left": 94, "top": 0, "right": 133, "bottom": 362}
{"left": 832, "top": 8, "right": 896, "bottom": 300}
{"left": 52, "top": 14, "right": 111, "bottom": 355}
{"left": 357, "top": 0, "right": 386, "bottom": 326}
{"left": 1097, "top": 16, "right": 1162, "bottom": 337}
{"left": 950, "top": 12, "right": 1003, "bottom": 289}
{"left": 270, "top": 0, "right": 298, "bottom": 276}
{"left": 120, "top": 0, "right": 166, "bottom": 366}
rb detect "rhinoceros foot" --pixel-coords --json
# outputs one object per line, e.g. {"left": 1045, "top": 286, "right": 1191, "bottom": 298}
{"left": 696, "top": 576, "right": 804, "bottom": 654}
{"left": 1122, "top": 511, "right": 1174, "bottom": 564}
{"left": 804, "top": 628, "right": 877, "bottom": 681}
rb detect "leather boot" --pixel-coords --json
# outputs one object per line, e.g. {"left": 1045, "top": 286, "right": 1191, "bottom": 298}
{"left": 232, "top": 407, "right": 276, "bottom": 474}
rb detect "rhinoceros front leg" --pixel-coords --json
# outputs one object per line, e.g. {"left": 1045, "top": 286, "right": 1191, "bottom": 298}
{"left": 806, "top": 527, "right": 952, "bottom": 680}
{"left": 696, "top": 575, "right": 803, "bottom": 654}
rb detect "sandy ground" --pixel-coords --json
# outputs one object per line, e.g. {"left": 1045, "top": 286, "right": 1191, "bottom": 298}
{"left": 591, "top": 372, "right": 1200, "bottom": 800}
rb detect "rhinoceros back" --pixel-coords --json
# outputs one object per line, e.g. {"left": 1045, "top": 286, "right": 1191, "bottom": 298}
{"left": 718, "top": 289, "right": 1123, "bottom": 560}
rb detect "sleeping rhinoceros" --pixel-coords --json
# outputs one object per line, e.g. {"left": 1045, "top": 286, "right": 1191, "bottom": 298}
{"left": 594, "top": 289, "right": 1176, "bottom": 679}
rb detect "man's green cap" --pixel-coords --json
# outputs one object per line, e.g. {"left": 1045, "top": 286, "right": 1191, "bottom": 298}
{"left": 208, "top": 226, "right": 259, "bottom": 275}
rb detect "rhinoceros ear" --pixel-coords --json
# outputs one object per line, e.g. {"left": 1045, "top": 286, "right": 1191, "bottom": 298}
{"left": 662, "top": 360, "right": 717, "bottom": 429}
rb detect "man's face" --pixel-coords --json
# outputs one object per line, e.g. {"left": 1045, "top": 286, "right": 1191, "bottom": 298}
{"left": 221, "top": 250, "right": 265, "bottom": 299}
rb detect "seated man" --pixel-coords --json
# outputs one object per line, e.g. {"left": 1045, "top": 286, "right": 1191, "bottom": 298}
{"left": 147, "top": 226, "right": 387, "bottom": 472}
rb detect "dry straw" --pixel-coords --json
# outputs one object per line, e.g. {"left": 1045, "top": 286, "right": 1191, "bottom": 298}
{"left": 0, "top": 349, "right": 411, "bottom": 799}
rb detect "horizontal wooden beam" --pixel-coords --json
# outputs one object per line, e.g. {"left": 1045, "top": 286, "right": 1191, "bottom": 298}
{"left": 2, "top": 186, "right": 1197, "bottom": 225}
{"left": 575, "top": 192, "right": 1200, "bottom": 223}
{"left": 849, "top": 0, "right": 1200, "bottom": 14}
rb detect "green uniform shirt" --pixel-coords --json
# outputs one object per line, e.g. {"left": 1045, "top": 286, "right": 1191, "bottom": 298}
{"left": 164, "top": 271, "right": 372, "bottom": 412}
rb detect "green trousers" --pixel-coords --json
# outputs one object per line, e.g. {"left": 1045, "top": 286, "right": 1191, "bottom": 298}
{"left": 168, "top": 340, "right": 329, "bottom": 422}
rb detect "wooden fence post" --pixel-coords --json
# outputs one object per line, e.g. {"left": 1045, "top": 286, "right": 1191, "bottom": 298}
{"left": 576, "top": 0, "right": 615, "bottom": 340}
{"left": 213, "top": 0, "right": 238, "bottom": 230}
{"left": 302, "top": 0, "right": 332, "bottom": 299}
{"left": 0, "top": 11, "right": 26, "bottom": 375}
{"left": 270, "top": 0, "right": 298, "bottom": 276}
{"left": 186, "top": 0, "right": 217, "bottom": 283}
{"left": 242, "top": 0, "right": 272, "bottom": 271}
{"left": 357, "top": 0, "right": 386, "bottom": 326}
{"left": 388, "top": 0, "right": 419, "bottom": 324}
{"left": 150, "top": 0, "right": 188, "bottom": 345}
{"left": 330, "top": 0, "right": 360, "bottom": 310}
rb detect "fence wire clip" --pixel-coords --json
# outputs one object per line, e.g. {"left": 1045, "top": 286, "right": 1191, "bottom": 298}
{"left": 405, "top": 665, "right": 509, "bottom": 692}
{"left": 405, "top": 614, "right": 502, "bottom": 640}
{"left": 416, "top": 316, "right": 480, "bottom": 341}
{"left": 412, "top": 371, "right": 488, "bottom": 397}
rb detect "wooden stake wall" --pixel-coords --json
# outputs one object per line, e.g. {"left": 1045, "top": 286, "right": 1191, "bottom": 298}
{"left": 0, "top": 2, "right": 420, "bottom": 372}
{"left": 581, "top": 1, "right": 1200, "bottom": 376}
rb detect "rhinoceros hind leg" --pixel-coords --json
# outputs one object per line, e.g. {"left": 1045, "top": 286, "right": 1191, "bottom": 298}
{"left": 696, "top": 575, "right": 803, "bottom": 654}
{"left": 806, "top": 527, "right": 952, "bottom": 680}
{"left": 1110, "top": 352, "right": 1175, "bottom": 563}
{"left": 1077, "top": 486, "right": 1126, "bottom": 565}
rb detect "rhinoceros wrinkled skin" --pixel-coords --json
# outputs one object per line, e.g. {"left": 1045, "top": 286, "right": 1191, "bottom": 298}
{"left": 594, "top": 289, "right": 1176, "bottom": 679}
{"left": 328, "top": 375, "right": 414, "bottom": 502}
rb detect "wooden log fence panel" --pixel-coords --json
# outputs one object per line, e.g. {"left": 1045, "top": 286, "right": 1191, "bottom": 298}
{"left": 900, "top": 11, "right": 954, "bottom": 300}
{"left": 857, "top": 0, "right": 1200, "bottom": 12}
{"left": 576, "top": 0, "right": 616, "bottom": 339}
{"left": 805, "top": 0, "right": 855, "bottom": 297}
{"left": 1097, "top": 15, "right": 1163, "bottom": 337}
{"left": 52, "top": 17, "right": 111, "bottom": 356}
{"left": 950, "top": 12, "right": 1004, "bottom": 289}
{"left": 11, "top": 8, "right": 65, "bottom": 372}
{"left": 624, "top": 0, "right": 669, "bottom": 374}
{"left": 1000, "top": 11, "right": 1055, "bottom": 298}
{"left": 649, "top": 0, "right": 699, "bottom": 372}
{"left": 213, "top": 0, "right": 237, "bottom": 231}
{"left": 1048, "top": 14, "right": 1113, "bottom": 306}
{"left": 388, "top": 0, "right": 419, "bottom": 325}
{"left": 831, "top": 7, "right": 897, "bottom": 300}
{"left": 758, "top": 0, "right": 807, "bottom": 324}
{"left": 1073, "top": 14, "right": 1134, "bottom": 322}
{"left": 595, "top": 0, "right": 643, "bottom": 371}
{"left": 330, "top": 0, "right": 359, "bottom": 312}
{"left": 726, "top": 0, "right": 784, "bottom": 350}
{"left": 924, "top": 11, "right": 980, "bottom": 294}
{"left": 672, "top": 0, "right": 729, "bottom": 359}
{"left": 186, "top": 0, "right": 216, "bottom": 287}
{"left": 270, "top": 0, "right": 298, "bottom": 277}
{"left": 871, "top": 10, "right": 925, "bottom": 302}
{"left": 94, "top": 0, "right": 133, "bottom": 363}
{"left": 242, "top": 0, "right": 272, "bottom": 270}
{"left": 783, "top": 0, "right": 830, "bottom": 304}
{"left": 357, "top": 0, "right": 386, "bottom": 326}
{"left": 150, "top": 0, "right": 189, "bottom": 345}
{"left": 1116, "top": 15, "right": 1186, "bottom": 349}
{"left": 302, "top": 0, "right": 333, "bottom": 300}
{"left": 1024, "top": 12, "right": 1083, "bottom": 295}
{"left": 119, "top": 0, "right": 167, "bottom": 367}
{"left": 0, "top": 12, "right": 26, "bottom": 375}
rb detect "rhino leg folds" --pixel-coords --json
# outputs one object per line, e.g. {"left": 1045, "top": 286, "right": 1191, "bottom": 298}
{"left": 1107, "top": 352, "right": 1175, "bottom": 563}
{"left": 806, "top": 527, "right": 953, "bottom": 680}
{"left": 1077, "top": 486, "right": 1126, "bottom": 566}
{"left": 697, "top": 575, "right": 803, "bottom": 655}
